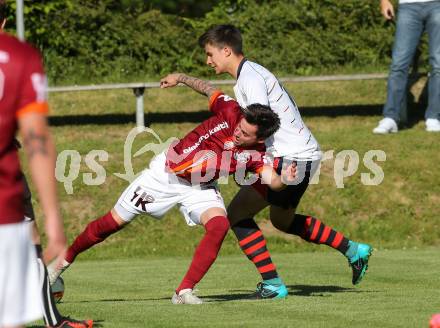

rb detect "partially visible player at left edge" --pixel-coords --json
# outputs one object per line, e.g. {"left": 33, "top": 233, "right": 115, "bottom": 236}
{"left": 0, "top": 2, "right": 92, "bottom": 327}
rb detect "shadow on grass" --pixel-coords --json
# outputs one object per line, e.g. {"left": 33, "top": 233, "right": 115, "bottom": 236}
{"left": 286, "top": 284, "right": 363, "bottom": 297}
{"left": 195, "top": 284, "right": 368, "bottom": 302}
{"left": 62, "top": 284, "right": 373, "bottom": 304}
{"left": 28, "top": 319, "right": 104, "bottom": 328}
{"left": 64, "top": 294, "right": 254, "bottom": 303}
{"left": 49, "top": 104, "right": 392, "bottom": 127}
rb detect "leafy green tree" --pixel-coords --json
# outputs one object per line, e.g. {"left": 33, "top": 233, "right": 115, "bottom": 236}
{"left": 145, "top": 0, "right": 219, "bottom": 17}
{"left": 8, "top": 0, "right": 424, "bottom": 84}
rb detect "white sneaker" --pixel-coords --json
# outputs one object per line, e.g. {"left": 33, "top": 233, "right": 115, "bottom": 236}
{"left": 373, "top": 118, "right": 398, "bottom": 134}
{"left": 426, "top": 118, "right": 440, "bottom": 132}
{"left": 171, "top": 289, "right": 202, "bottom": 304}
{"left": 47, "top": 259, "right": 70, "bottom": 285}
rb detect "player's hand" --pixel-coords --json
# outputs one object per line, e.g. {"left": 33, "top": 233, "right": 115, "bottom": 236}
{"left": 281, "top": 162, "right": 297, "bottom": 185}
{"left": 380, "top": 0, "right": 394, "bottom": 20}
{"left": 43, "top": 215, "right": 67, "bottom": 265}
{"left": 160, "top": 73, "right": 182, "bottom": 88}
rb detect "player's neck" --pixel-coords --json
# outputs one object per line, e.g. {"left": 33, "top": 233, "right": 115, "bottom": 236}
{"left": 228, "top": 54, "right": 245, "bottom": 79}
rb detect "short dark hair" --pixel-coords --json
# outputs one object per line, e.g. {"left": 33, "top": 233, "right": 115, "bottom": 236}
{"left": 198, "top": 24, "right": 243, "bottom": 55}
{"left": 241, "top": 104, "right": 280, "bottom": 140}
{"left": 0, "top": 0, "right": 7, "bottom": 22}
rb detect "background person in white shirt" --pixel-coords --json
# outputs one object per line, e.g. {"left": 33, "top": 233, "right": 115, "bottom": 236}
{"left": 198, "top": 25, "right": 372, "bottom": 299}
{"left": 374, "top": 0, "right": 440, "bottom": 133}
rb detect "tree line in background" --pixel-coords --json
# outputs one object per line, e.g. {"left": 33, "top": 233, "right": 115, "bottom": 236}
{"left": 7, "top": 0, "right": 428, "bottom": 84}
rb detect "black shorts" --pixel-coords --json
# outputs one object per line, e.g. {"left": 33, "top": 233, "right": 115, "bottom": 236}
{"left": 252, "top": 158, "right": 315, "bottom": 209}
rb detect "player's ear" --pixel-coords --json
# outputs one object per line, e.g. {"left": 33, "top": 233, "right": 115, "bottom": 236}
{"left": 223, "top": 46, "right": 232, "bottom": 57}
{"left": 256, "top": 138, "right": 265, "bottom": 144}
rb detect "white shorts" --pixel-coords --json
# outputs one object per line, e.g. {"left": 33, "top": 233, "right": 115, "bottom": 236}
{"left": 114, "top": 153, "right": 226, "bottom": 226}
{"left": 0, "top": 221, "right": 42, "bottom": 326}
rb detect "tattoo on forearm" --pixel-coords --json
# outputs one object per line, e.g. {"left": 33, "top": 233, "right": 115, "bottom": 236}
{"left": 178, "top": 74, "right": 217, "bottom": 98}
{"left": 23, "top": 129, "right": 48, "bottom": 159}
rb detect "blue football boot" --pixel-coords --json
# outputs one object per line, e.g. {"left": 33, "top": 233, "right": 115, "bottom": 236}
{"left": 253, "top": 278, "right": 288, "bottom": 299}
{"left": 347, "top": 242, "right": 373, "bottom": 285}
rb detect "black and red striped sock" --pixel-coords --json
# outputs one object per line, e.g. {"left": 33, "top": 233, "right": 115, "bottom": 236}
{"left": 289, "top": 214, "right": 349, "bottom": 254}
{"left": 232, "top": 218, "right": 278, "bottom": 280}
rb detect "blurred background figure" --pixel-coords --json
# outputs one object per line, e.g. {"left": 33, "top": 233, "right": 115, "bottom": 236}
{"left": 430, "top": 314, "right": 440, "bottom": 328}
{"left": 373, "top": 0, "right": 440, "bottom": 134}
{"left": 0, "top": 1, "right": 91, "bottom": 327}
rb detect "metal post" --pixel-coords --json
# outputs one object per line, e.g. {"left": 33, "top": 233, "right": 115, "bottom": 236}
{"left": 133, "top": 87, "right": 145, "bottom": 128}
{"left": 16, "top": 0, "right": 25, "bottom": 41}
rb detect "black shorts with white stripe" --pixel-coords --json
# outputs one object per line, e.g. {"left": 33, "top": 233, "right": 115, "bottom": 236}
{"left": 252, "top": 158, "right": 314, "bottom": 209}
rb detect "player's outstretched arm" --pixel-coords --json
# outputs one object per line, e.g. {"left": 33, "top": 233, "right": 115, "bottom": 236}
{"left": 259, "top": 163, "right": 297, "bottom": 191}
{"left": 18, "top": 112, "right": 67, "bottom": 264}
{"left": 160, "top": 73, "right": 219, "bottom": 98}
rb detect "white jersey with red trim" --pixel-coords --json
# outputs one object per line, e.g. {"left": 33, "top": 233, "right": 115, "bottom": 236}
{"left": 233, "top": 60, "right": 321, "bottom": 161}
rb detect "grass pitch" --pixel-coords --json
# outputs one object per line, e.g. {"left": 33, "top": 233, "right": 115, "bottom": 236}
{"left": 22, "top": 77, "right": 439, "bottom": 327}
{"left": 30, "top": 248, "right": 440, "bottom": 328}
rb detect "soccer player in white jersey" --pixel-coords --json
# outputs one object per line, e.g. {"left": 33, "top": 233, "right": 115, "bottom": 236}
{"left": 198, "top": 24, "right": 373, "bottom": 298}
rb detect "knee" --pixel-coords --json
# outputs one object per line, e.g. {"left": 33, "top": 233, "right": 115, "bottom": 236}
{"left": 430, "top": 66, "right": 440, "bottom": 76}
{"left": 390, "top": 52, "right": 413, "bottom": 74}
{"left": 269, "top": 207, "right": 298, "bottom": 232}
{"left": 226, "top": 208, "right": 249, "bottom": 228}
{"left": 289, "top": 214, "right": 309, "bottom": 236}
{"left": 206, "top": 216, "right": 230, "bottom": 238}
{"left": 226, "top": 203, "right": 243, "bottom": 225}
{"left": 390, "top": 61, "right": 411, "bottom": 74}
{"left": 429, "top": 48, "right": 440, "bottom": 74}
{"left": 216, "top": 217, "right": 230, "bottom": 234}
{"left": 271, "top": 218, "right": 289, "bottom": 233}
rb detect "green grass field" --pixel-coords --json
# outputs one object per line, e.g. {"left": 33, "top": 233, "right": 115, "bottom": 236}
{"left": 29, "top": 248, "right": 440, "bottom": 328}
{"left": 21, "top": 77, "right": 440, "bottom": 327}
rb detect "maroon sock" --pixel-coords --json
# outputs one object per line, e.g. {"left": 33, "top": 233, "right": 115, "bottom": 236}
{"left": 65, "top": 211, "right": 123, "bottom": 263}
{"left": 176, "top": 216, "right": 229, "bottom": 293}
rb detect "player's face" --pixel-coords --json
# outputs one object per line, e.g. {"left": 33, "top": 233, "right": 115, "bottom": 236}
{"left": 204, "top": 43, "right": 228, "bottom": 74}
{"left": 233, "top": 118, "right": 262, "bottom": 147}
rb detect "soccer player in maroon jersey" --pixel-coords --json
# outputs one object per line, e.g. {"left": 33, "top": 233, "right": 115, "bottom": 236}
{"left": 17, "top": 144, "right": 93, "bottom": 328}
{"left": 0, "top": 5, "right": 66, "bottom": 328}
{"left": 48, "top": 74, "right": 296, "bottom": 304}
{"left": 0, "top": 2, "right": 92, "bottom": 327}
